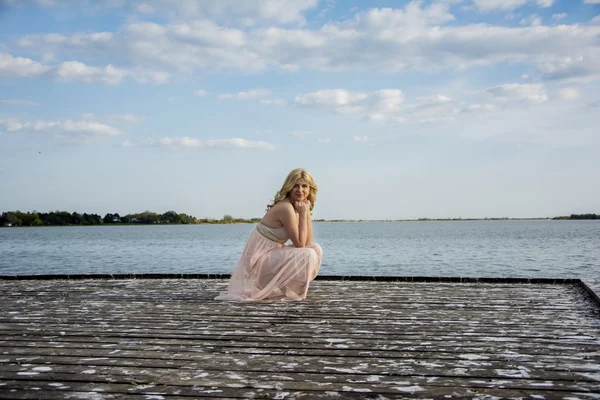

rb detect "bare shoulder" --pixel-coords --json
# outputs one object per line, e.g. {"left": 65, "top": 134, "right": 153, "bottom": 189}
{"left": 271, "top": 201, "right": 294, "bottom": 218}
{"left": 275, "top": 201, "right": 294, "bottom": 211}
{"left": 261, "top": 201, "right": 294, "bottom": 227}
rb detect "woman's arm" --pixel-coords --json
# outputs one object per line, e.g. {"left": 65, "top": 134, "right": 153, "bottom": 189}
{"left": 280, "top": 202, "right": 308, "bottom": 248}
{"left": 305, "top": 211, "right": 313, "bottom": 246}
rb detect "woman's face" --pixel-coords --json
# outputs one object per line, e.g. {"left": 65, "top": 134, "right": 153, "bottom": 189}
{"left": 289, "top": 178, "right": 310, "bottom": 202}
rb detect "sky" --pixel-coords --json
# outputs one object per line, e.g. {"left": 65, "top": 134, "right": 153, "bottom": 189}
{"left": 0, "top": 0, "right": 599, "bottom": 221}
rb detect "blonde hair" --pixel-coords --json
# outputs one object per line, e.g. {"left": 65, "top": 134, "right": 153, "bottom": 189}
{"left": 267, "top": 168, "right": 318, "bottom": 212}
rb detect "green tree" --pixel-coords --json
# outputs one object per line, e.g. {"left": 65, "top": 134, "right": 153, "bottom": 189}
{"left": 89, "top": 214, "right": 103, "bottom": 225}
{"left": 19, "top": 212, "right": 42, "bottom": 226}
{"left": 72, "top": 212, "right": 85, "bottom": 225}
{"left": 5, "top": 212, "right": 18, "bottom": 225}
{"left": 162, "top": 210, "right": 179, "bottom": 223}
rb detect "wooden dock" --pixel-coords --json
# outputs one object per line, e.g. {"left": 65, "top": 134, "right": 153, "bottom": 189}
{"left": 1, "top": 276, "right": 600, "bottom": 399}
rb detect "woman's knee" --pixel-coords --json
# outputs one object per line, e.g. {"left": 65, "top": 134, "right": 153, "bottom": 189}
{"left": 305, "top": 248, "right": 319, "bottom": 265}
{"left": 297, "top": 247, "right": 318, "bottom": 264}
{"left": 308, "top": 242, "right": 322, "bottom": 258}
{"left": 309, "top": 244, "right": 322, "bottom": 263}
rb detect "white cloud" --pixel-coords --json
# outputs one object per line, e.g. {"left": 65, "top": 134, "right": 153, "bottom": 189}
{"left": 12, "top": 2, "right": 600, "bottom": 80}
{"left": 158, "top": 136, "right": 202, "bottom": 149}
{"left": 295, "top": 89, "right": 370, "bottom": 115}
{"left": 473, "top": 0, "right": 553, "bottom": 11}
{"left": 205, "top": 138, "right": 275, "bottom": 150}
{"left": 0, "top": 53, "right": 51, "bottom": 78}
{"left": 353, "top": 136, "right": 368, "bottom": 142}
{"left": 520, "top": 14, "right": 542, "bottom": 27}
{"left": 156, "top": 136, "right": 276, "bottom": 150}
{"left": 404, "top": 94, "right": 458, "bottom": 124}
{"left": 219, "top": 89, "right": 271, "bottom": 100}
{"left": 55, "top": 61, "right": 170, "bottom": 85}
{"left": 367, "top": 89, "right": 405, "bottom": 121}
{"left": 0, "top": 99, "right": 41, "bottom": 106}
{"left": 474, "top": 0, "right": 527, "bottom": 12}
{"left": 130, "top": 69, "right": 171, "bottom": 84}
{"left": 444, "top": 96, "right": 600, "bottom": 146}
{"left": 552, "top": 13, "right": 567, "bottom": 22}
{"left": 193, "top": 89, "right": 208, "bottom": 97}
{"left": 0, "top": 118, "right": 121, "bottom": 136}
{"left": 584, "top": 0, "right": 600, "bottom": 3}
{"left": 130, "top": 0, "right": 319, "bottom": 24}
{"left": 1, "top": 53, "right": 169, "bottom": 85}
{"left": 5, "top": 0, "right": 319, "bottom": 24}
{"left": 62, "top": 120, "right": 121, "bottom": 136}
{"left": 464, "top": 103, "right": 496, "bottom": 112}
{"left": 538, "top": 56, "right": 600, "bottom": 83}
{"left": 0, "top": 118, "right": 25, "bottom": 132}
{"left": 260, "top": 98, "right": 287, "bottom": 106}
{"left": 3, "top": 0, "right": 57, "bottom": 7}
{"left": 160, "top": 136, "right": 202, "bottom": 148}
{"left": 295, "top": 88, "right": 495, "bottom": 124}
{"left": 120, "top": 140, "right": 134, "bottom": 147}
{"left": 295, "top": 88, "right": 406, "bottom": 121}
{"left": 18, "top": 32, "right": 114, "bottom": 48}
{"left": 55, "top": 61, "right": 128, "bottom": 85}
{"left": 559, "top": 87, "right": 580, "bottom": 100}
{"left": 317, "top": 137, "right": 330, "bottom": 143}
{"left": 485, "top": 83, "right": 548, "bottom": 103}
{"left": 80, "top": 113, "right": 96, "bottom": 120}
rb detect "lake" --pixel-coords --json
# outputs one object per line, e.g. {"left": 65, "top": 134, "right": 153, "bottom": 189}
{"left": 0, "top": 220, "right": 598, "bottom": 278}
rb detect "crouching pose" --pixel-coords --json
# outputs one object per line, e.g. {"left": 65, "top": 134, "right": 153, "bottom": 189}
{"left": 215, "top": 168, "right": 322, "bottom": 301}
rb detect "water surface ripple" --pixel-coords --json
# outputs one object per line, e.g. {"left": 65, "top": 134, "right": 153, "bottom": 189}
{"left": 0, "top": 220, "right": 598, "bottom": 278}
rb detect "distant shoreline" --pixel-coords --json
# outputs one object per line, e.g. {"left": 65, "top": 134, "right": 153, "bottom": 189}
{"left": 2, "top": 210, "right": 597, "bottom": 228}
{"left": 315, "top": 218, "right": 552, "bottom": 222}
{"left": 2, "top": 217, "right": 599, "bottom": 228}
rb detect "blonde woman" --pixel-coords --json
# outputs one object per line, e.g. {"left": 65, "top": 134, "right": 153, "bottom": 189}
{"left": 215, "top": 168, "right": 323, "bottom": 301}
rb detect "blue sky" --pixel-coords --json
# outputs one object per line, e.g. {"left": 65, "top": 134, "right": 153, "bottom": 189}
{"left": 1, "top": 0, "right": 599, "bottom": 220}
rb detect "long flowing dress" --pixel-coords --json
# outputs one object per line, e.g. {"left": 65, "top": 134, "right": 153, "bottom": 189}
{"left": 214, "top": 223, "right": 323, "bottom": 301}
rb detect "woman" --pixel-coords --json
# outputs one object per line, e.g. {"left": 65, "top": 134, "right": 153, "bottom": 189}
{"left": 215, "top": 168, "right": 323, "bottom": 301}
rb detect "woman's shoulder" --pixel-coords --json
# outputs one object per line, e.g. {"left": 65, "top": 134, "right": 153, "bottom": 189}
{"left": 270, "top": 200, "right": 295, "bottom": 216}
{"left": 262, "top": 200, "right": 293, "bottom": 227}
{"left": 272, "top": 200, "right": 292, "bottom": 210}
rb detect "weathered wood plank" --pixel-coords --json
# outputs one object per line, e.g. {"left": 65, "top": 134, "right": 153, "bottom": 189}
{"left": 1, "top": 278, "right": 599, "bottom": 399}
{"left": 1, "top": 371, "right": 599, "bottom": 397}
{"left": 2, "top": 321, "right": 598, "bottom": 341}
{"left": 2, "top": 362, "right": 599, "bottom": 392}
{"left": 2, "top": 379, "right": 596, "bottom": 400}
{"left": 2, "top": 337, "right": 599, "bottom": 361}
{"left": 2, "top": 350, "right": 598, "bottom": 382}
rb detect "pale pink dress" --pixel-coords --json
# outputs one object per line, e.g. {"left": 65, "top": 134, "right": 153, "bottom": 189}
{"left": 214, "top": 223, "right": 323, "bottom": 301}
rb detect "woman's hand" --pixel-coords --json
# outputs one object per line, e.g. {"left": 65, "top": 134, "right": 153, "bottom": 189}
{"left": 294, "top": 200, "right": 311, "bottom": 215}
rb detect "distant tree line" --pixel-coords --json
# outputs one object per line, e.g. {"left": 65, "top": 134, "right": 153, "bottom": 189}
{"left": 1, "top": 210, "right": 260, "bottom": 227}
{"left": 552, "top": 213, "right": 599, "bottom": 220}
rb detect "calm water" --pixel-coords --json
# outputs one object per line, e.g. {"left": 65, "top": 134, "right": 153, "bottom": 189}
{"left": 0, "top": 221, "right": 598, "bottom": 278}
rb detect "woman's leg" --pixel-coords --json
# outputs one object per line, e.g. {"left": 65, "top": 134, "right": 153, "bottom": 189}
{"left": 251, "top": 245, "right": 321, "bottom": 300}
